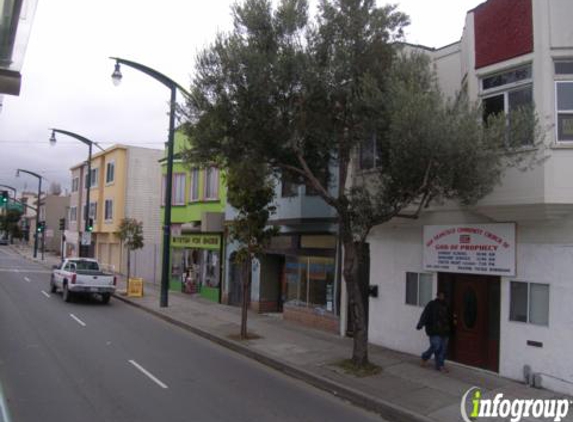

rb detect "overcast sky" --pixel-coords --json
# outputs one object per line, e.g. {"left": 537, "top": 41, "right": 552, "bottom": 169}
{"left": 0, "top": 0, "right": 484, "bottom": 194}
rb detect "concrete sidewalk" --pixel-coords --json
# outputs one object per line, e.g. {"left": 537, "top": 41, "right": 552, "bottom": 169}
{"left": 10, "top": 244, "right": 573, "bottom": 422}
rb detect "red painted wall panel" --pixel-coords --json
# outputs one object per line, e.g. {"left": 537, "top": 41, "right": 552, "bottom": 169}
{"left": 474, "top": 0, "right": 533, "bottom": 69}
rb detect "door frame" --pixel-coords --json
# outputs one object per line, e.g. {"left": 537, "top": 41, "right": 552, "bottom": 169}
{"left": 438, "top": 273, "right": 500, "bottom": 372}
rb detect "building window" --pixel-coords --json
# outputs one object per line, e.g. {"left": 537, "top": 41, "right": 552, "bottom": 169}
{"left": 285, "top": 256, "right": 336, "bottom": 313}
{"left": 281, "top": 171, "right": 299, "bottom": 198}
{"left": 555, "top": 61, "right": 573, "bottom": 142}
{"left": 359, "top": 133, "right": 381, "bottom": 170}
{"left": 509, "top": 281, "right": 549, "bottom": 326}
{"left": 85, "top": 168, "right": 99, "bottom": 189}
{"left": 190, "top": 168, "right": 200, "bottom": 201}
{"left": 105, "top": 161, "right": 115, "bottom": 184}
{"left": 204, "top": 167, "right": 219, "bottom": 200}
{"left": 89, "top": 202, "right": 97, "bottom": 219}
{"left": 173, "top": 173, "right": 186, "bottom": 205}
{"left": 104, "top": 199, "right": 113, "bottom": 221}
{"left": 405, "top": 272, "right": 432, "bottom": 307}
{"left": 481, "top": 65, "right": 533, "bottom": 146}
{"left": 556, "top": 82, "right": 573, "bottom": 142}
{"left": 71, "top": 177, "right": 79, "bottom": 192}
{"left": 69, "top": 206, "right": 77, "bottom": 222}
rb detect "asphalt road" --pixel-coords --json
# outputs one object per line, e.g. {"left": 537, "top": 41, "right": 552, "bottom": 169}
{"left": 0, "top": 247, "right": 386, "bottom": 422}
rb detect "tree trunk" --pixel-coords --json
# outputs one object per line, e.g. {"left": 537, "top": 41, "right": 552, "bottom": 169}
{"left": 240, "top": 257, "right": 252, "bottom": 339}
{"left": 343, "top": 238, "right": 370, "bottom": 367}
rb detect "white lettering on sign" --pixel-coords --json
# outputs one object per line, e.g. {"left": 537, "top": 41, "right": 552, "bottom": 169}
{"left": 423, "top": 224, "right": 516, "bottom": 276}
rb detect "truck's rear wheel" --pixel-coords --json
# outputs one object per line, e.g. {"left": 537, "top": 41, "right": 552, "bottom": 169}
{"left": 101, "top": 293, "right": 111, "bottom": 304}
{"left": 63, "top": 283, "right": 73, "bottom": 303}
{"left": 49, "top": 276, "right": 57, "bottom": 293}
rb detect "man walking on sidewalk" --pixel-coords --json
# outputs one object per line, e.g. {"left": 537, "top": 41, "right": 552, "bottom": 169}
{"left": 416, "top": 291, "right": 452, "bottom": 372}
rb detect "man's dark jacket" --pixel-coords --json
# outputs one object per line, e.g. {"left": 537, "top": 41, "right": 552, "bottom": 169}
{"left": 416, "top": 298, "right": 451, "bottom": 336}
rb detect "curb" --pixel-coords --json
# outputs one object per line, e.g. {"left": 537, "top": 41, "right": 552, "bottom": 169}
{"left": 113, "top": 294, "right": 434, "bottom": 422}
{"left": 8, "top": 246, "right": 57, "bottom": 270}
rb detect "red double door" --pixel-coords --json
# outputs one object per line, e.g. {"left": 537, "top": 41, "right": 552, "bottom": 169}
{"left": 439, "top": 273, "right": 500, "bottom": 372}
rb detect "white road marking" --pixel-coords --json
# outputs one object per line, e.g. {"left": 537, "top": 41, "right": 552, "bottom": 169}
{"left": 41, "top": 291, "right": 51, "bottom": 298}
{"left": 24, "top": 277, "right": 30, "bottom": 283}
{"left": 0, "top": 268, "right": 51, "bottom": 274}
{"left": 128, "top": 360, "right": 169, "bottom": 389}
{"left": 69, "top": 314, "right": 86, "bottom": 327}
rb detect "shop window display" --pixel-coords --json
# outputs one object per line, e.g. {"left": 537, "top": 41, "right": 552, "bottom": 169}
{"left": 285, "top": 256, "right": 335, "bottom": 312}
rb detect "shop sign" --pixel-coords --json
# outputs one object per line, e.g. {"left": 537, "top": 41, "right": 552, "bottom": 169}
{"left": 423, "top": 223, "right": 516, "bottom": 276}
{"left": 171, "top": 234, "right": 220, "bottom": 250}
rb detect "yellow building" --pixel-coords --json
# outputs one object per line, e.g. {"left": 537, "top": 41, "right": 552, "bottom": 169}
{"left": 67, "top": 145, "right": 163, "bottom": 280}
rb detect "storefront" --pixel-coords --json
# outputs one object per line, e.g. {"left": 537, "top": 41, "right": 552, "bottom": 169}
{"left": 259, "top": 234, "right": 340, "bottom": 332}
{"left": 171, "top": 233, "right": 222, "bottom": 302}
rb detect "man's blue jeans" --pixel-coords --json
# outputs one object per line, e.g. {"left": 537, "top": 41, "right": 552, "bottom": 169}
{"left": 421, "top": 335, "right": 449, "bottom": 369}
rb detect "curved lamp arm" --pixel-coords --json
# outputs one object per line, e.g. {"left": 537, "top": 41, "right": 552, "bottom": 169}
{"left": 50, "top": 128, "right": 105, "bottom": 152}
{"left": 109, "top": 56, "right": 192, "bottom": 100}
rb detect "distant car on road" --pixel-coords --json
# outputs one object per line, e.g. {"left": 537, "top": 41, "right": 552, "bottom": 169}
{"left": 0, "top": 238, "right": 8, "bottom": 245}
{"left": 50, "top": 258, "right": 116, "bottom": 304}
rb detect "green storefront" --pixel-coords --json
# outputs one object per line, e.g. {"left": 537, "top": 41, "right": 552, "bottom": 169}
{"left": 170, "top": 233, "right": 222, "bottom": 302}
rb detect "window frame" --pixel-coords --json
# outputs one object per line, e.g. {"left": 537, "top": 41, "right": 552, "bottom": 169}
{"left": 172, "top": 173, "right": 187, "bottom": 206}
{"left": 405, "top": 272, "right": 433, "bottom": 308}
{"left": 509, "top": 280, "right": 549, "bottom": 326}
{"left": 105, "top": 161, "right": 115, "bottom": 185}
{"left": 69, "top": 206, "right": 77, "bottom": 222}
{"left": 85, "top": 168, "right": 99, "bottom": 189}
{"left": 481, "top": 64, "right": 534, "bottom": 147}
{"left": 555, "top": 80, "right": 573, "bottom": 143}
{"left": 104, "top": 199, "right": 113, "bottom": 221}
{"left": 71, "top": 177, "right": 79, "bottom": 192}
{"left": 204, "top": 167, "right": 219, "bottom": 200}
{"left": 189, "top": 168, "right": 200, "bottom": 202}
{"left": 89, "top": 201, "right": 97, "bottom": 219}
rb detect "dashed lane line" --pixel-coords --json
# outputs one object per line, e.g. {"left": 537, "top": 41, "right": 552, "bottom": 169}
{"left": 69, "top": 314, "right": 86, "bottom": 327}
{"left": 128, "top": 360, "right": 169, "bottom": 389}
{"left": 41, "top": 291, "right": 51, "bottom": 298}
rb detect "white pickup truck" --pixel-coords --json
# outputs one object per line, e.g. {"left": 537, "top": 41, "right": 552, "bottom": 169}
{"left": 50, "top": 258, "right": 116, "bottom": 304}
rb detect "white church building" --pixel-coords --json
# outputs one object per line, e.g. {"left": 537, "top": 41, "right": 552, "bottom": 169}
{"left": 366, "top": 0, "right": 573, "bottom": 395}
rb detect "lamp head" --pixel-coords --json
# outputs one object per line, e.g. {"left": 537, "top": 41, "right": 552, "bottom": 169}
{"left": 49, "top": 130, "right": 57, "bottom": 146}
{"left": 111, "top": 62, "right": 122, "bottom": 86}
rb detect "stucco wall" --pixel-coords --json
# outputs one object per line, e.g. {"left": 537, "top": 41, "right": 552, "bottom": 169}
{"left": 367, "top": 213, "right": 573, "bottom": 395}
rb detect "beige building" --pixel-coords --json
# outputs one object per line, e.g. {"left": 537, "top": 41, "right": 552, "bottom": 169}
{"left": 66, "top": 145, "right": 163, "bottom": 281}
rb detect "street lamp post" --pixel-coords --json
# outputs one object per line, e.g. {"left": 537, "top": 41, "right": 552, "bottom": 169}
{"left": 16, "top": 169, "right": 42, "bottom": 258}
{"left": 49, "top": 129, "right": 104, "bottom": 257}
{"left": 110, "top": 57, "right": 191, "bottom": 308}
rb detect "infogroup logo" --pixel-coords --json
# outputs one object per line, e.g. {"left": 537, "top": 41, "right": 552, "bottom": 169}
{"left": 460, "top": 387, "right": 571, "bottom": 422}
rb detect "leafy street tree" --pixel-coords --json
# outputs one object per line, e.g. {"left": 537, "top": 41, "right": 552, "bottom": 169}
{"left": 226, "top": 161, "right": 278, "bottom": 339}
{"left": 184, "top": 0, "right": 541, "bottom": 367}
{"left": 118, "top": 218, "right": 144, "bottom": 290}
{"left": 0, "top": 209, "right": 23, "bottom": 242}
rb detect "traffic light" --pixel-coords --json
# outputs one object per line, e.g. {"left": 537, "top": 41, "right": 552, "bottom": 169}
{"left": 87, "top": 218, "right": 94, "bottom": 232}
{"left": 1, "top": 191, "right": 7, "bottom": 204}
{"left": 37, "top": 221, "right": 45, "bottom": 233}
{"left": 59, "top": 218, "right": 66, "bottom": 230}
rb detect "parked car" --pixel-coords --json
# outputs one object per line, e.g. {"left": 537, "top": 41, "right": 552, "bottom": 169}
{"left": 0, "top": 238, "right": 8, "bottom": 245}
{"left": 50, "top": 258, "right": 116, "bottom": 304}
